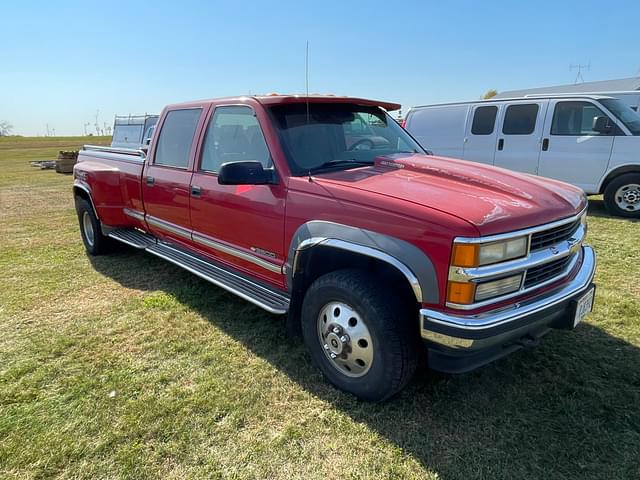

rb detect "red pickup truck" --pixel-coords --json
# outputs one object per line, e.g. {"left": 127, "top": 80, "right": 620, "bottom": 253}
{"left": 74, "top": 95, "right": 596, "bottom": 401}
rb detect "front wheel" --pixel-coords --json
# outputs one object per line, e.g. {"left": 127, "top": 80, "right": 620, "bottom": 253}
{"left": 603, "top": 173, "right": 640, "bottom": 218}
{"left": 301, "top": 269, "right": 419, "bottom": 402}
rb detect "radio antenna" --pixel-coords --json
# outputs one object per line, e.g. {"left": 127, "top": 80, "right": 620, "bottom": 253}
{"left": 305, "top": 40, "right": 310, "bottom": 123}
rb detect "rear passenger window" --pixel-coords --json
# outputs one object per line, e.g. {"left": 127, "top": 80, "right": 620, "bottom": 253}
{"left": 200, "top": 106, "right": 271, "bottom": 173}
{"left": 471, "top": 106, "right": 498, "bottom": 135}
{"left": 154, "top": 109, "right": 202, "bottom": 168}
{"left": 502, "top": 104, "right": 539, "bottom": 135}
{"left": 551, "top": 101, "right": 610, "bottom": 136}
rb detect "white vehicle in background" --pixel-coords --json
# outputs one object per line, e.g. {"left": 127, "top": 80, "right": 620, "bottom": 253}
{"left": 111, "top": 114, "right": 159, "bottom": 149}
{"left": 526, "top": 91, "right": 640, "bottom": 112}
{"left": 404, "top": 95, "right": 640, "bottom": 218}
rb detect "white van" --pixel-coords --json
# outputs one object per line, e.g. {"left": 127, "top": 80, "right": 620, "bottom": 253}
{"left": 404, "top": 95, "right": 640, "bottom": 218}
{"left": 526, "top": 91, "right": 640, "bottom": 112}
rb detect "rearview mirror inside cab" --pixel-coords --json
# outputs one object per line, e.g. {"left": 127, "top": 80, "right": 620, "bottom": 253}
{"left": 217, "top": 161, "right": 274, "bottom": 185}
{"left": 592, "top": 116, "right": 612, "bottom": 134}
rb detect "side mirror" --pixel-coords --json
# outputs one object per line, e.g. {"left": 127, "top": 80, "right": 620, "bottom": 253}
{"left": 592, "top": 116, "right": 612, "bottom": 134}
{"left": 218, "top": 161, "right": 273, "bottom": 185}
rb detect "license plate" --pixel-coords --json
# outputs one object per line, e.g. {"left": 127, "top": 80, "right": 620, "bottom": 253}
{"left": 574, "top": 288, "right": 595, "bottom": 327}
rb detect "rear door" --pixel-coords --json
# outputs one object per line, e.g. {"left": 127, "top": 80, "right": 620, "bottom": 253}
{"left": 142, "top": 107, "right": 206, "bottom": 244}
{"left": 494, "top": 100, "right": 548, "bottom": 174}
{"left": 538, "top": 100, "right": 614, "bottom": 191}
{"left": 462, "top": 103, "right": 501, "bottom": 165}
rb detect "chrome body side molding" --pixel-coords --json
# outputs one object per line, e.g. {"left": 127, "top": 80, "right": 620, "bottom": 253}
{"left": 192, "top": 232, "right": 282, "bottom": 274}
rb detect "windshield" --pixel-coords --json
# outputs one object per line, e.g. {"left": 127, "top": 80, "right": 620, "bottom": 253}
{"left": 269, "top": 103, "right": 425, "bottom": 175}
{"left": 600, "top": 99, "right": 640, "bottom": 135}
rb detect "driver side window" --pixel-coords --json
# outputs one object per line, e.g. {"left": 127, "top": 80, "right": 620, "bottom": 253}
{"left": 551, "top": 101, "right": 612, "bottom": 136}
{"left": 200, "top": 106, "right": 272, "bottom": 173}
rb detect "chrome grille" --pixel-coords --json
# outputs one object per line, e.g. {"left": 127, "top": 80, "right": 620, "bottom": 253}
{"left": 524, "top": 256, "right": 572, "bottom": 288}
{"left": 530, "top": 218, "right": 581, "bottom": 251}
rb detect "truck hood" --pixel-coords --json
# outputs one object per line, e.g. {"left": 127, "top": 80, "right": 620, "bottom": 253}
{"left": 313, "top": 154, "right": 586, "bottom": 236}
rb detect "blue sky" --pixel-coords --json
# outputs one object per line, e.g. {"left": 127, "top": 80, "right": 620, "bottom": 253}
{"left": 2, "top": 0, "right": 639, "bottom": 136}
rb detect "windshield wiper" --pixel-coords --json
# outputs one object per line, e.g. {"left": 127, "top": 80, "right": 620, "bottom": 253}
{"left": 311, "top": 159, "right": 373, "bottom": 172}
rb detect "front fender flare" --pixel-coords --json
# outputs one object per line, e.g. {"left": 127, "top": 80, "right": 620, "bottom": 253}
{"left": 286, "top": 221, "right": 439, "bottom": 304}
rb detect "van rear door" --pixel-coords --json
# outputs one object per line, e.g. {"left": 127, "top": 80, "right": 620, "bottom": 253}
{"left": 537, "top": 99, "right": 614, "bottom": 192}
{"left": 462, "top": 103, "right": 501, "bottom": 165}
{"left": 494, "top": 100, "right": 548, "bottom": 174}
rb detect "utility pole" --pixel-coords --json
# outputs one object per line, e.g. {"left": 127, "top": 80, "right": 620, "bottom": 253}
{"left": 94, "top": 110, "right": 100, "bottom": 135}
{"left": 570, "top": 62, "right": 590, "bottom": 84}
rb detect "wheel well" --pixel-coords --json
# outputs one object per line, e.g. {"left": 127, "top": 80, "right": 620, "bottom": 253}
{"left": 600, "top": 166, "right": 640, "bottom": 194}
{"left": 73, "top": 186, "right": 98, "bottom": 218}
{"left": 285, "top": 245, "right": 419, "bottom": 337}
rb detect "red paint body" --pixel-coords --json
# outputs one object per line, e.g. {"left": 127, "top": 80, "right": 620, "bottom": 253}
{"left": 74, "top": 95, "right": 586, "bottom": 310}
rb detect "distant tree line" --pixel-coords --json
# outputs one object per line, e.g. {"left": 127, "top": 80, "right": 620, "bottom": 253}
{"left": 0, "top": 121, "right": 13, "bottom": 136}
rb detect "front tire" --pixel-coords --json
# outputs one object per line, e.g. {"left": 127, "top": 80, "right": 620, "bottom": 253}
{"left": 75, "top": 198, "right": 111, "bottom": 255}
{"left": 301, "top": 269, "right": 419, "bottom": 402}
{"left": 603, "top": 173, "right": 640, "bottom": 218}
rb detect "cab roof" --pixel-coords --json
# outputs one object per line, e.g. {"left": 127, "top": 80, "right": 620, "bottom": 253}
{"left": 254, "top": 94, "right": 401, "bottom": 112}
{"left": 166, "top": 94, "right": 401, "bottom": 112}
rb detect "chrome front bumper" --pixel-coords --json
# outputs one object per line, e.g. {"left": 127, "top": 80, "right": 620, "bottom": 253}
{"left": 420, "top": 246, "right": 596, "bottom": 370}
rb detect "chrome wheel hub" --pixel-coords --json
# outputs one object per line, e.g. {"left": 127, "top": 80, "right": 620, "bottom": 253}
{"left": 615, "top": 184, "right": 640, "bottom": 212}
{"left": 82, "top": 211, "right": 95, "bottom": 246}
{"left": 317, "top": 301, "right": 373, "bottom": 378}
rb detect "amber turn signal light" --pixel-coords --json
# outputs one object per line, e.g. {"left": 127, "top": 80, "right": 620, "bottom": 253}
{"left": 446, "top": 281, "right": 476, "bottom": 305}
{"left": 451, "top": 243, "right": 479, "bottom": 268}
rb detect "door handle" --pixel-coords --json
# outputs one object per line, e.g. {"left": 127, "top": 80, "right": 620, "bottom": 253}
{"left": 146, "top": 176, "right": 155, "bottom": 186}
{"left": 542, "top": 138, "right": 549, "bottom": 151}
{"left": 191, "top": 185, "right": 201, "bottom": 197}
{"left": 497, "top": 138, "right": 504, "bottom": 151}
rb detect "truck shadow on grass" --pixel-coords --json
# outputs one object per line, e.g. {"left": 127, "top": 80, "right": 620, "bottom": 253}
{"left": 90, "top": 250, "right": 640, "bottom": 479}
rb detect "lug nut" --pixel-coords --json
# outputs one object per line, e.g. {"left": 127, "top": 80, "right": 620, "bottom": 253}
{"left": 340, "top": 335, "right": 349, "bottom": 343}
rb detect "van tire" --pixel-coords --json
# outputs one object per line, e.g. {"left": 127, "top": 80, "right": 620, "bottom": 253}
{"left": 75, "top": 198, "right": 111, "bottom": 255}
{"left": 300, "top": 269, "right": 419, "bottom": 402}
{"left": 603, "top": 173, "right": 640, "bottom": 218}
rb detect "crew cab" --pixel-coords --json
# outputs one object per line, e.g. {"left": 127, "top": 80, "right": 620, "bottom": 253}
{"left": 73, "top": 95, "right": 596, "bottom": 401}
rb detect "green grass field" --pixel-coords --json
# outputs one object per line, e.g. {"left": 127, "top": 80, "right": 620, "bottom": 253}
{"left": 1, "top": 136, "right": 639, "bottom": 479}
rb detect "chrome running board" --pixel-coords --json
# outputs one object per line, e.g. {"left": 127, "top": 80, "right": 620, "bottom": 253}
{"left": 107, "top": 228, "right": 289, "bottom": 314}
{"left": 108, "top": 228, "right": 156, "bottom": 249}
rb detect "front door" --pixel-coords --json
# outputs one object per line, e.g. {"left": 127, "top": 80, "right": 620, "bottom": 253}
{"left": 494, "top": 100, "right": 548, "bottom": 174}
{"left": 189, "top": 104, "right": 286, "bottom": 287}
{"left": 141, "top": 107, "right": 205, "bottom": 244}
{"left": 538, "top": 100, "right": 614, "bottom": 192}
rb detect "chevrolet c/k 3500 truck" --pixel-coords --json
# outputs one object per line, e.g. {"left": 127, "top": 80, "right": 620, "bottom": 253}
{"left": 73, "top": 94, "right": 596, "bottom": 401}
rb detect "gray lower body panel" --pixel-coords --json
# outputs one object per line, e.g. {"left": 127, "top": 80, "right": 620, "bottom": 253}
{"left": 108, "top": 228, "right": 290, "bottom": 314}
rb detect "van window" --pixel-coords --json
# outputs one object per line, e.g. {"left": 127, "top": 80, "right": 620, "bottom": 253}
{"left": 551, "top": 101, "right": 610, "bottom": 136}
{"left": 471, "top": 106, "right": 498, "bottom": 135}
{"left": 200, "top": 106, "right": 271, "bottom": 173}
{"left": 154, "top": 109, "right": 202, "bottom": 168}
{"left": 502, "top": 104, "right": 539, "bottom": 135}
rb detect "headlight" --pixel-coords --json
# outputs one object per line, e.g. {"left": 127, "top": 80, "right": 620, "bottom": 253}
{"left": 451, "top": 236, "right": 528, "bottom": 267}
